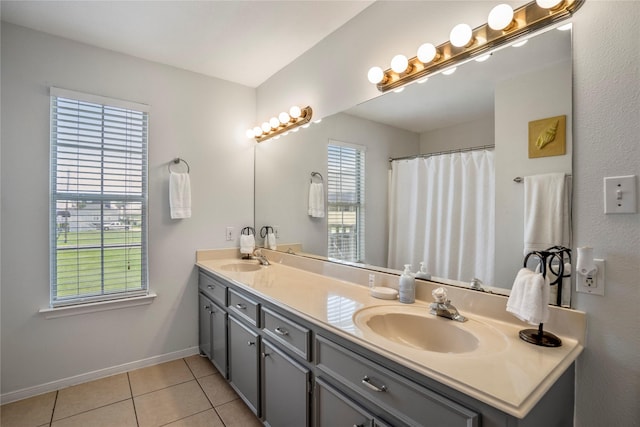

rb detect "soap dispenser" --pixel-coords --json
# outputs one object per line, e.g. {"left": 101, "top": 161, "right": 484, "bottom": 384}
{"left": 415, "top": 262, "right": 431, "bottom": 280}
{"left": 399, "top": 264, "right": 415, "bottom": 304}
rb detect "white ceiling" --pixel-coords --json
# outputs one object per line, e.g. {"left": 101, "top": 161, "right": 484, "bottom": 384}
{"left": 0, "top": 0, "right": 373, "bottom": 88}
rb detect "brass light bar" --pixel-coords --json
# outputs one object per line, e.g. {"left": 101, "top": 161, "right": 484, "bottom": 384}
{"left": 254, "top": 106, "right": 313, "bottom": 143}
{"left": 374, "top": 0, "right": 584, "bottom": 92}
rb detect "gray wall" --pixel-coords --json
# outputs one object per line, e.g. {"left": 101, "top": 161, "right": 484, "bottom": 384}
{"left": 419, "top": 114, "right": 494, "bottom": 153}
{"left": 1, "top": 23, "right": 255, "bottom": 396}
{"left": 257, "top": 2, "right": 640, "bottom": 425}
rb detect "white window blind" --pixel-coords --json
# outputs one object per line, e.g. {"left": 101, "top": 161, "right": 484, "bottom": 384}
{"left": 49, "top": 88, "right": 149, "bottom": 307}
{"left": 327, "top": 141, "right": 365, "bottom": 263}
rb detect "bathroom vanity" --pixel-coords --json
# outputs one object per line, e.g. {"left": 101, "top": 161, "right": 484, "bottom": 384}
{"left": 196, "top": 249, "right": 585, "bottom": 427}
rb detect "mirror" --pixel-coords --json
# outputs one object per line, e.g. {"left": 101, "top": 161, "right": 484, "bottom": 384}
{"left": 255, "top": 26, "right": 572, "bottom": 295}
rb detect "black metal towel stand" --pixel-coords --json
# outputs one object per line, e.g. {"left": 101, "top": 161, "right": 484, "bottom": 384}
{"left": 519, "top": 246, "right": 571, "bottom": 348}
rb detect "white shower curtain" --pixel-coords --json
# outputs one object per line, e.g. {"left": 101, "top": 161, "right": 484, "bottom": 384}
{"left": 388, "top": 150, "right": 495, "bottom": 285}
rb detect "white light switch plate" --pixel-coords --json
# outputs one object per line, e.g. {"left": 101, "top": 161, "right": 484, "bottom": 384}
{"left": 604, "top": 175, "right": 637, "bottom": 214}
{"left": 576, "top": 259, "right": 605, "bottom": 295}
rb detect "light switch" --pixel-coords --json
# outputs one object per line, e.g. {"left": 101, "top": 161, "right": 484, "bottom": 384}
{"left": 604, "top": 175, "right": 637, "bottom": 214}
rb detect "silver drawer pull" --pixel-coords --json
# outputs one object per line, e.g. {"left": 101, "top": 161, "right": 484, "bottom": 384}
{"left": 247, "top": 341, "right": 256, "bottom": 346}
{"left": 235, "top": 303, "right": 247, "bottom": 310}
{"left": 207, "top": 284, "right": 214, "bottom": 289}
{"left": 361, "top": 375, "right": 387, "bottom": 392}
{"left": 203, "top": 305, "right": 210, "bottom": 310}
{"left": 262, "top": 352, "right": 270, "bottom": 358}
{"left": 274, "top": 327, "right": 289, "bottom": 336}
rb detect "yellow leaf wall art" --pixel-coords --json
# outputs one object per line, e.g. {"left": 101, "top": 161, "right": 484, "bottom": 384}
{"left": 528, "top": 115, "right": 566, "bottom": 158}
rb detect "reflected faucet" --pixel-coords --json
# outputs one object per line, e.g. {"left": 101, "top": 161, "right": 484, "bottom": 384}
{"left": 252, "top": 248, "right": 271, "bottom": 266}
{"left": 429, "top": 287, "right": 467, "bottom": 322}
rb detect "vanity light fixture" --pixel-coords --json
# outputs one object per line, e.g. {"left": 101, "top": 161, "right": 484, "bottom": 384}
{"left": 248, "top": 105, "right": 313, "bottom": 142}
{"left": 511, "top": 39, "right": 529, "bottom": 47}
{"left": 474, "top": 53, "right": 492, "bottom": 62}
{"left": 367, "top": 0, "right": 584, "bottom": 92}
{"left": 441, "top": 67, "right": 457, "bottom": 76}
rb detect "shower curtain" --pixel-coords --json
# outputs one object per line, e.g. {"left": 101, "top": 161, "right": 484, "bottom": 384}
{"left": 388, "top": 150, "right": 495, "bottom": 285}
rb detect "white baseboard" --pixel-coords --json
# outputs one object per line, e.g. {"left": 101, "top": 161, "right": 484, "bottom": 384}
{"left": 1, "top": 346, "right": 200, "bottom": 405}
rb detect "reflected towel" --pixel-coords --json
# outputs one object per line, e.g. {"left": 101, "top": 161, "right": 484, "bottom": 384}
{"left": 308, "top": 182, "right": 325, "bottom": 218}
{"left": 523, "top": 173, "right": 566, "bottom": 255}
{"left": 267, "top": 232, "right": 277, "bottom": 250}
{"left": 170, "top": 172, "right": 191, "bottom": 219}
{"left": 507, "top": 268, "right": 549, "bottom": 325}
{"left": 240, "top": 234, "right": 255, "bottom": 255}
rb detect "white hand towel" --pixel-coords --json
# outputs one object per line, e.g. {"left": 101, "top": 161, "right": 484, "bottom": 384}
{"left": 170, "top": 172, "right": 191, "bottom": 219}
{"left": 507, "top": 268, "right": 550, "bottom": 325}
{"left": 267, "top": 232, "right": 277, "bottom": 250}
{"left": 240, "top": 234, "right": 255, "bottom": 255}
{"left": 308, "top": 182, "right": 325, "bottom": 218}
{"left": 536, "top": 260, "right": 572, "bottom": 306}
{"left": 523, "top": 173, "right": 566, "bottom": 255}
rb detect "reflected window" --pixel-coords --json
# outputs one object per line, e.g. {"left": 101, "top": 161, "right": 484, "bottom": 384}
{"left": 327, "top": 141, "right": 365, "bottom": 263}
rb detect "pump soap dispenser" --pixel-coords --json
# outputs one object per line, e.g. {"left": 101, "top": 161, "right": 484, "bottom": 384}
{"left": 416, "top": 262, "right": 432, "bottom": 280}
{"left": 399, "top": 264, "right": 415, "bottom": 304}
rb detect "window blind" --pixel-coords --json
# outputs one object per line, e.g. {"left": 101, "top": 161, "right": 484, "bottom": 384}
{"left": 49, "top": 88, "right": 149, "bottom": 307}
{"left": 327, "top": 141, "right": 365, "bottom": 263}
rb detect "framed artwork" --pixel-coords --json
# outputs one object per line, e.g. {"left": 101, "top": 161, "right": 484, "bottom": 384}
{"left": 528, "top": 115, "right": 566, "bottom": 158}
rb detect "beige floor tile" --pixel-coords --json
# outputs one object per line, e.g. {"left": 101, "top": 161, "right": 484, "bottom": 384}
{"left": 184, "top": 355, "right": 218, "bottom": 379}
{"left": 53, "top": 373, "right": 131, "bottom": 420}
{"left": 0, "top": 391, "right": 56, "bottom": 427}
{"left": 197, "top": 374, "right": 238, "bottom": 407}
{"left": 51, "top": 399, "right": 137, "bottom": 427}
{"left": 164, "top": 409, "right": 225, "bottom": 427}
{"left": 129, "top": 359, "right": 194, "bottom": 396}
{"left": 134, "top": 380, "right": 211, "bottom": 427}
{"left": 215, "top": 399, "right": 262, "bottom": 427}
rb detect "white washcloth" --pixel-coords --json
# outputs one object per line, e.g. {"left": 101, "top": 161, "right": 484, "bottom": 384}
{"left": 240, "top": 234, "right": 255, "bottom": 255}
{"left": 523, "top": 173, "right": 566, "bottom": 255}
{"left": 170, "top": 172, "right": 191, "bottom": 219}
{"left": 267, "top": 232, "right": 277, "bottom": 250}
{"left": 308, "top": 182, "right": 325, "bottom": 218}
{"left": 507, "top": 268, "right": 550, "bottom": 325}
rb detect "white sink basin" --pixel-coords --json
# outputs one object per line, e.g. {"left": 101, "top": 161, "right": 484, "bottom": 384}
{"left": 219, "top": 262, "right": 262, "bottom": 272}
{"left": 353, "top": 305, "right": 507, "bottom": 355}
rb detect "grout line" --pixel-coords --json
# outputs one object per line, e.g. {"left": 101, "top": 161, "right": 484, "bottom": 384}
{"left": 127, "top": 372, "right": 140, "bottom": 427}
{"left": 49, "top": 390, "right": 59, "bottom": 426}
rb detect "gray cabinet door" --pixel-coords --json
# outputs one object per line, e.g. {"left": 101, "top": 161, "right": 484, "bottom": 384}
{"left": 316, "top": 378, "right": 373, "bottom": 427}
{"left": 210, "top": 300, "right": 228, "bottom": 378}
{"left": 228, "top": 316, "right": 260, "bottom": 416}
{"left": 262, "top": 340, "right": 310, "bottom": 427}
{"left": 199, "top": 294, "right": 213, "bottom": 358}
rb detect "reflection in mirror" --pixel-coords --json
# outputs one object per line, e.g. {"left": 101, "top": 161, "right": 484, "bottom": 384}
{"left": 255, "top": 26, "right": 572, "bottom": 302}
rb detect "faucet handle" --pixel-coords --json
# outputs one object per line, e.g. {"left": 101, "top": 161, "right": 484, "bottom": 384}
{"left": 432, "top": 287, "right": 448, "bottom": 303}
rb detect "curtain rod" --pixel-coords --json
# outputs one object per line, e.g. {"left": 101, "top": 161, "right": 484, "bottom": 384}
{"left": 389, "top": 144, "right": 494, "bottom": 162}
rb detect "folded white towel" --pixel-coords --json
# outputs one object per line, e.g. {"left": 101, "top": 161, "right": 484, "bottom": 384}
{"left": 170, "top": 172, "right": 191, "bottom": 219}
{"left": 308, "top": 182, "right": 325, "bottom": 218}
{"left": 523, "top": 173, "right": 566, "bottom": 255}
{"left": 267, "top": 232, "right": 277, "bottom": 250}
{"left": 507, "top": 268, "right": 550, "bottom": 325}
{"left": 240, "top": 234, "right": 255, "bottom": 255}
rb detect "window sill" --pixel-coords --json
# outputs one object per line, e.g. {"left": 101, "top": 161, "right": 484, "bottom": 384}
{"left": 39, "top": 293, "right": 157, "bottom": 319}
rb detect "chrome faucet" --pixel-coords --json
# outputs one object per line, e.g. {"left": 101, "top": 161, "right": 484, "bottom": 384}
{"left": 470, "top": 278, "right": 485, "bottom": 292}
{"left": 429, "top": 287, "right": 467, "bottom": 322}
{"left": 252, "top": 249, "right": 271, "bottom": 266}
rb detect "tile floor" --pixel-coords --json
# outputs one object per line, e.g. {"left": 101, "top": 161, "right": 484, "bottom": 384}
{"left": 0, "top": 355, "right": 263, "bottom": 427}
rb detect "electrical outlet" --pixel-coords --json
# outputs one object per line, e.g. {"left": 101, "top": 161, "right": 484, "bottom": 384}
{"left": 225, "top": 227, "right": 233, "bottom": 241}
{"left": 576, "top": 259, "right": 605, "bottom": 295}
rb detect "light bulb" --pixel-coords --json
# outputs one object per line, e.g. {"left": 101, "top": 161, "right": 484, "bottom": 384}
{"left": 245, "top": 129, "right": 255, "bottom": 139}
{"left": 269, "top": 117, "right": 280, "bottom": 129}
{"left": 417, "top": 77, "right": 429, "bottom": 84}
{"left": 488, "top": 4, "right": 514, "bottom": 31}
{"left": 261, "top": 122, "right": 271, "bottom": 133}
{"left": 417, "top": 43, "right": 438, "bottom": 64}
{"left": 450, "top": 23, "right": 473, "bottom": 48}
{"left": 393, "top": 87, "right": 405, "bottom": 93}
{"left": 536, "top": 0, "right": 563, "bottom": 9}
{"left": 289, "top": 105, "right": 301, "bottom": 119}
{"left": 390, "top": 54, "right": 409, "bottom": 74}
{"left": 367, "top": 66, "right": 384, "bottom": 84}
{"left": 278, "top": 112, "right": 290, "bottom": 124}
{"left": 302, "top": 123, "right": 311, "bottom": 128}
{"left": 314, "top": 119, "right": 322, "bottom": 124}
{"left": 292, "top": 127, "right": 300, "bottom": 132}
{"left": 511, "top": 39, "right": 528, "bottom": 48}
{"left": 253, "top": 126, "right": 263, "bottom": 136}
{"left": 442, "top": 67, "right": 457, "bottom": 76}
{"left": 475, "top": 54, "right": 491, "bottom": 62}
{"left": 557, "top": 23, "right": 572, "bottom": 31}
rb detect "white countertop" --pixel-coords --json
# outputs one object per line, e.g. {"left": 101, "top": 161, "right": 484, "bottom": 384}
{"left": 196, "top": 251, "right": 584, "bottom": 419}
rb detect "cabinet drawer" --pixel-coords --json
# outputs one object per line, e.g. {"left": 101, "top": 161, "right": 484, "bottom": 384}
{"left": 316, "top": 335, "right": 479, "bottom": 427}
{"left": 228, "top": 289, "right": 260, "bottom": 327}
{"left": 198, "top": 271, "right": 227, "bottom": 306}
{"left": 262, "top": 307, "right": 311, "bottom": 361}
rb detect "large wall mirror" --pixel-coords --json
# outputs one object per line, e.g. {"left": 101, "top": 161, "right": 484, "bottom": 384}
{"left": 255, "top": 25, "right": 572, "bottom": 300}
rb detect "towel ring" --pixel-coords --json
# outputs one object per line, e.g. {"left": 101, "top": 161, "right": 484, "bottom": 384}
{"left": 260, "top": 226, "right": 274, "bottom": 239}
{"left": 310, "top": 172, "right": 323, "bottom": 183}
{"left": 168, "top": 158, "right": 190, "bottom": 173}
{"left": 241, "top": 226, "right": 255, "bottom": 236}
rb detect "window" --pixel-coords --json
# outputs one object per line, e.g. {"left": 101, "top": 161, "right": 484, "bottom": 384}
{"left": 327, "top": 141, "right": 365, "bottom": 263}
{"left": 49, "top": 88, "right": 148, "bottom": 307}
